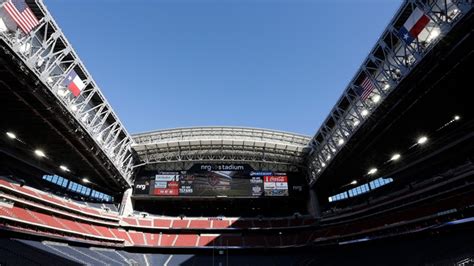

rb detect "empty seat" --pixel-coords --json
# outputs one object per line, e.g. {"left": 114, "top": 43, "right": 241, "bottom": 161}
{"left": 175, "top": 234, "right": 198, "bottom": 247}
{"left": 189, "top": 220, "right": 211, "bottom": 229}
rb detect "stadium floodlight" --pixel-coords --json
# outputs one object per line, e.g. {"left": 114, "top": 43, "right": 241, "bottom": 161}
{"left": 350, "top": 180, "right": 358, "bottom": 185}
{"left": 81, "top": 113, "right": 90, "bottom": 123}
{"left": 57, "top": 89, "right": 68, "bottom": 97}
{"left": 372, "top": 95, "right": 381, "bottom": 103}
{"left": 390, "top": 153, "right": 401, "bottom": 161}
{"left": 428, "top": 28, "right": 440, "bottom": 42}
{"left": 34, "top": 149, "right": 46, "bottom": 158}
{"left": 59, "top": 165, "right": 70, "bottom": 172}
{"left": 6, "top": 132, "right": 16, "bottom": 139}
{"left": 417, "top": 136, "right": 428, "bottom": 145}
{"left": 326, "top": 155, "right": 331, "bottom": 161}
{"left": 353, "top": 120, "right": 360, "bottom": 127}
{"left": 321, "top": 162, "right": 326, "bottom": 167}
{"left": 337, "top": 138, "right": 345, "bottom": 146}
{"left": 383, "top": 83, "right": 390, "bottom": 90}
{"left": 368, "top": 168, "right": 377, "bottom": 175}
{"left": 454, "top": 115, "right": 460, "bottom": 121}
{"left": 82, "top": 178, "right": 90, "bottom": 183}
{"left": 361, "top": 109, "right": 369, "bottom": 116}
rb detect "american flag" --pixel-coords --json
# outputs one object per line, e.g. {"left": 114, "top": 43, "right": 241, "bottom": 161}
{"left": 357, "top": 76, "right": 376, "bottom": 100}
{"left": 4, "top": 0, "right": 39, "bottom": 34}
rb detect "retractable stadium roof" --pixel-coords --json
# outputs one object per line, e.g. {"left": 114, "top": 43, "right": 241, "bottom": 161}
{"left": 131, "top": 126, "right": 312, "bottom": 172}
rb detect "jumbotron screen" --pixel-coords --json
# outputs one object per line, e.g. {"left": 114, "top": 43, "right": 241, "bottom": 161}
{"left": 133, "top": 164, "right": 305, "bottom": 197}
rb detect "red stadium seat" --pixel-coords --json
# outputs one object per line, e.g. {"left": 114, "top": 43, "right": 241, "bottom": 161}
{"left": 137, "top": 219, "right": 152, "bottom": 227}
{"left": 212, "top": 219, "right": 231, "bottom": 228}
{"left": 171, "top": 219, "right": 189, "bottom": 228}
{"left": 153, "top": 218, "right": 172, "bottom": 228}
{"left": 122, "top": 217, "right": 138, "bottom": 226}
{"left": 198, "top": 234, "right": 219, "bottom": 246}
{"left": 189, "top": 219, "right": 211, "bottom": 229}
{"left": 128, "top": 231, "right": 146, "bottom": 246}
{"left": 175, "top": 234, "right": 198, "bottom": 247}
{"left": 159, "top": 234, "right": 177, "bottom": 247}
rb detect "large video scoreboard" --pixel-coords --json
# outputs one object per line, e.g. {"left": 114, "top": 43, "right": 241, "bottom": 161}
{"left": 133, "top": 164, "right": 306, "bottom": 198}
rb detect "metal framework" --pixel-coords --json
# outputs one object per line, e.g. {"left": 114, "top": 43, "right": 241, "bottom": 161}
{"left": 0, "top": 0, "right": 134, "bottom": 184}
{"left": 132, "top": 127, "right": 311, "bottom": 171}
{"left": 307, "top": 0, "right": 473, "bottom": 185}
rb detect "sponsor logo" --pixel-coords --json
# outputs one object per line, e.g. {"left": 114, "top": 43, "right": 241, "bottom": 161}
{"left": 155, "top": 174, "right": 177, "bottom": 181}
{"left": 264, "top": 182, "right": 276, "bottom": 189}
{"left": 252, "top": 186, "right": 262, "bottom": 195}
{"left": 135, "top": 184, "right": 147, "bottom": 190}
{"left": 250, "top": 177, "right": 263, "bottom": 184}
{"left": 154, "top": 188, "right": 179, "bottom": 196}
{"left": 264, "top": 176, "right": 288, "bottom": 183}
{"left": 250, "top": 171, "right": 273, "bottom": 176}
{"left": 179, "top": 186, "right": 193, "bottom": 194}
{"left": 167, "top": 181, "right": 179, "bottom": 188}
{"left": 154, "top": 181, "right": 167, "bottom": 188}
{"left": 293, "top": 185, "right": 303, "bottom": 192}
{"left": 200, "top": 164, "right": 245, "bottom": 171}
{"left": 265, "top": 189, "right": 288, "bottom": 196}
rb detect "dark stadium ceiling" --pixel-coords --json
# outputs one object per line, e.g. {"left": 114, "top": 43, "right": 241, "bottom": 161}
{"left": 0, "top": 52, "right": 129, "bottom": 195}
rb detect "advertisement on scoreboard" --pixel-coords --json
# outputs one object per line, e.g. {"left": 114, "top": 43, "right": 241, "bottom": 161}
{"left": 153, "top": 173, "right": 179, "bottom": 196}
{"left": 133, "top": 179, "right": 150, "bottom": 195}
{"left": 263, "top": 175, "right": 289, "bottom": 196}
{"left": 135, "top": 164, "right": 304, "bottom": 198}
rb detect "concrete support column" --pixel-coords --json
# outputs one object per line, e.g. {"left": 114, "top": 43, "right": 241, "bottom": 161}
{"left": 307, "top": 189, "right": 321, "bottom": 219}
{"left": 119, "top": 188, "right": 133, "bottom": 216}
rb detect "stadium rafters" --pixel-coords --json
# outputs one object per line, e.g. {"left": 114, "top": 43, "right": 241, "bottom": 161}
{"left": 0, "top": 0, "right": 134, "bottom": 185}
{"left": 132, "top": 126, "right": 312, "bottom": 172}
{"left": 307, "top": 0, "right": 473, "bottom": 185}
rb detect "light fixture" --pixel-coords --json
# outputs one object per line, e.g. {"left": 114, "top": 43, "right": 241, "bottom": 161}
{"left": 361, "top": 109, "right": 369, "bottom": 116}
{"left": 81, "top": 113, "right": 89, "bottom": 123}
{"left": 57, "top": 89, "right": 68, "bottom": 97}
{"left": 34, "top": 149, "right": 46, "bottom": 158}
{"left": 368, "top": 168, "right": 377, "bottom": 175}
{"left": 383, "top": 83, "right": 390, "bottom": 90}
{"left": 60, "top": 165, "right": 70, "bottom": 172}
{"left": 353, "top": 120, "right": 360, "bottom": 127}
{"left": 6, "top": 132, "right": 16, "bottom": 139}
{"left": 82, "top": 178, "right": 90, "bottom": 183}
{"left": 321, "top": 162, "right": 326, "bottom": 167}
{"left": 326, "top": 155, "right": 331, "bottom": 161}
{"left": 428, "top": 28, "right": 440, "bottom": 41}
{"left": 454, "top": 115, "right": 460, "bottom": 121}
{"left": 46, "top": 77, "right": 54, "bottom": 85}
{"left": 337, "top": 138, "right": 345, "bottom": 146}
{"left": 417, "top": 136, "right": 428, "bottom": 145}
{"left": 350, "top": 180, "right": 358, "bottom": 185}
{"left": 372, "top": 95, "right": 381, "bottom": 103}
{"left": 70, "top": 104, "right": 78, "bottom": 112}
{"left": 390, "top": 153, "right": 401, "bottom": 161}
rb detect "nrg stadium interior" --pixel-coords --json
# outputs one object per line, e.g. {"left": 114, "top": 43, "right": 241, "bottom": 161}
{"left": 1, "top": 0, "right": 474, "bottom": 265}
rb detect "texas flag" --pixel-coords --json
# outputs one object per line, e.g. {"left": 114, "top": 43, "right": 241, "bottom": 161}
{"left": 62, "top": 70, "right": 85, "bottom": 97}
{"left": 398, "top": 7, "right": 430, "bottom": 45}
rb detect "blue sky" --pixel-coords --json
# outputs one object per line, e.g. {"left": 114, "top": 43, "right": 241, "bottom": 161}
{"left": 44, "top": 0, "right": 401, "bottom": 136}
